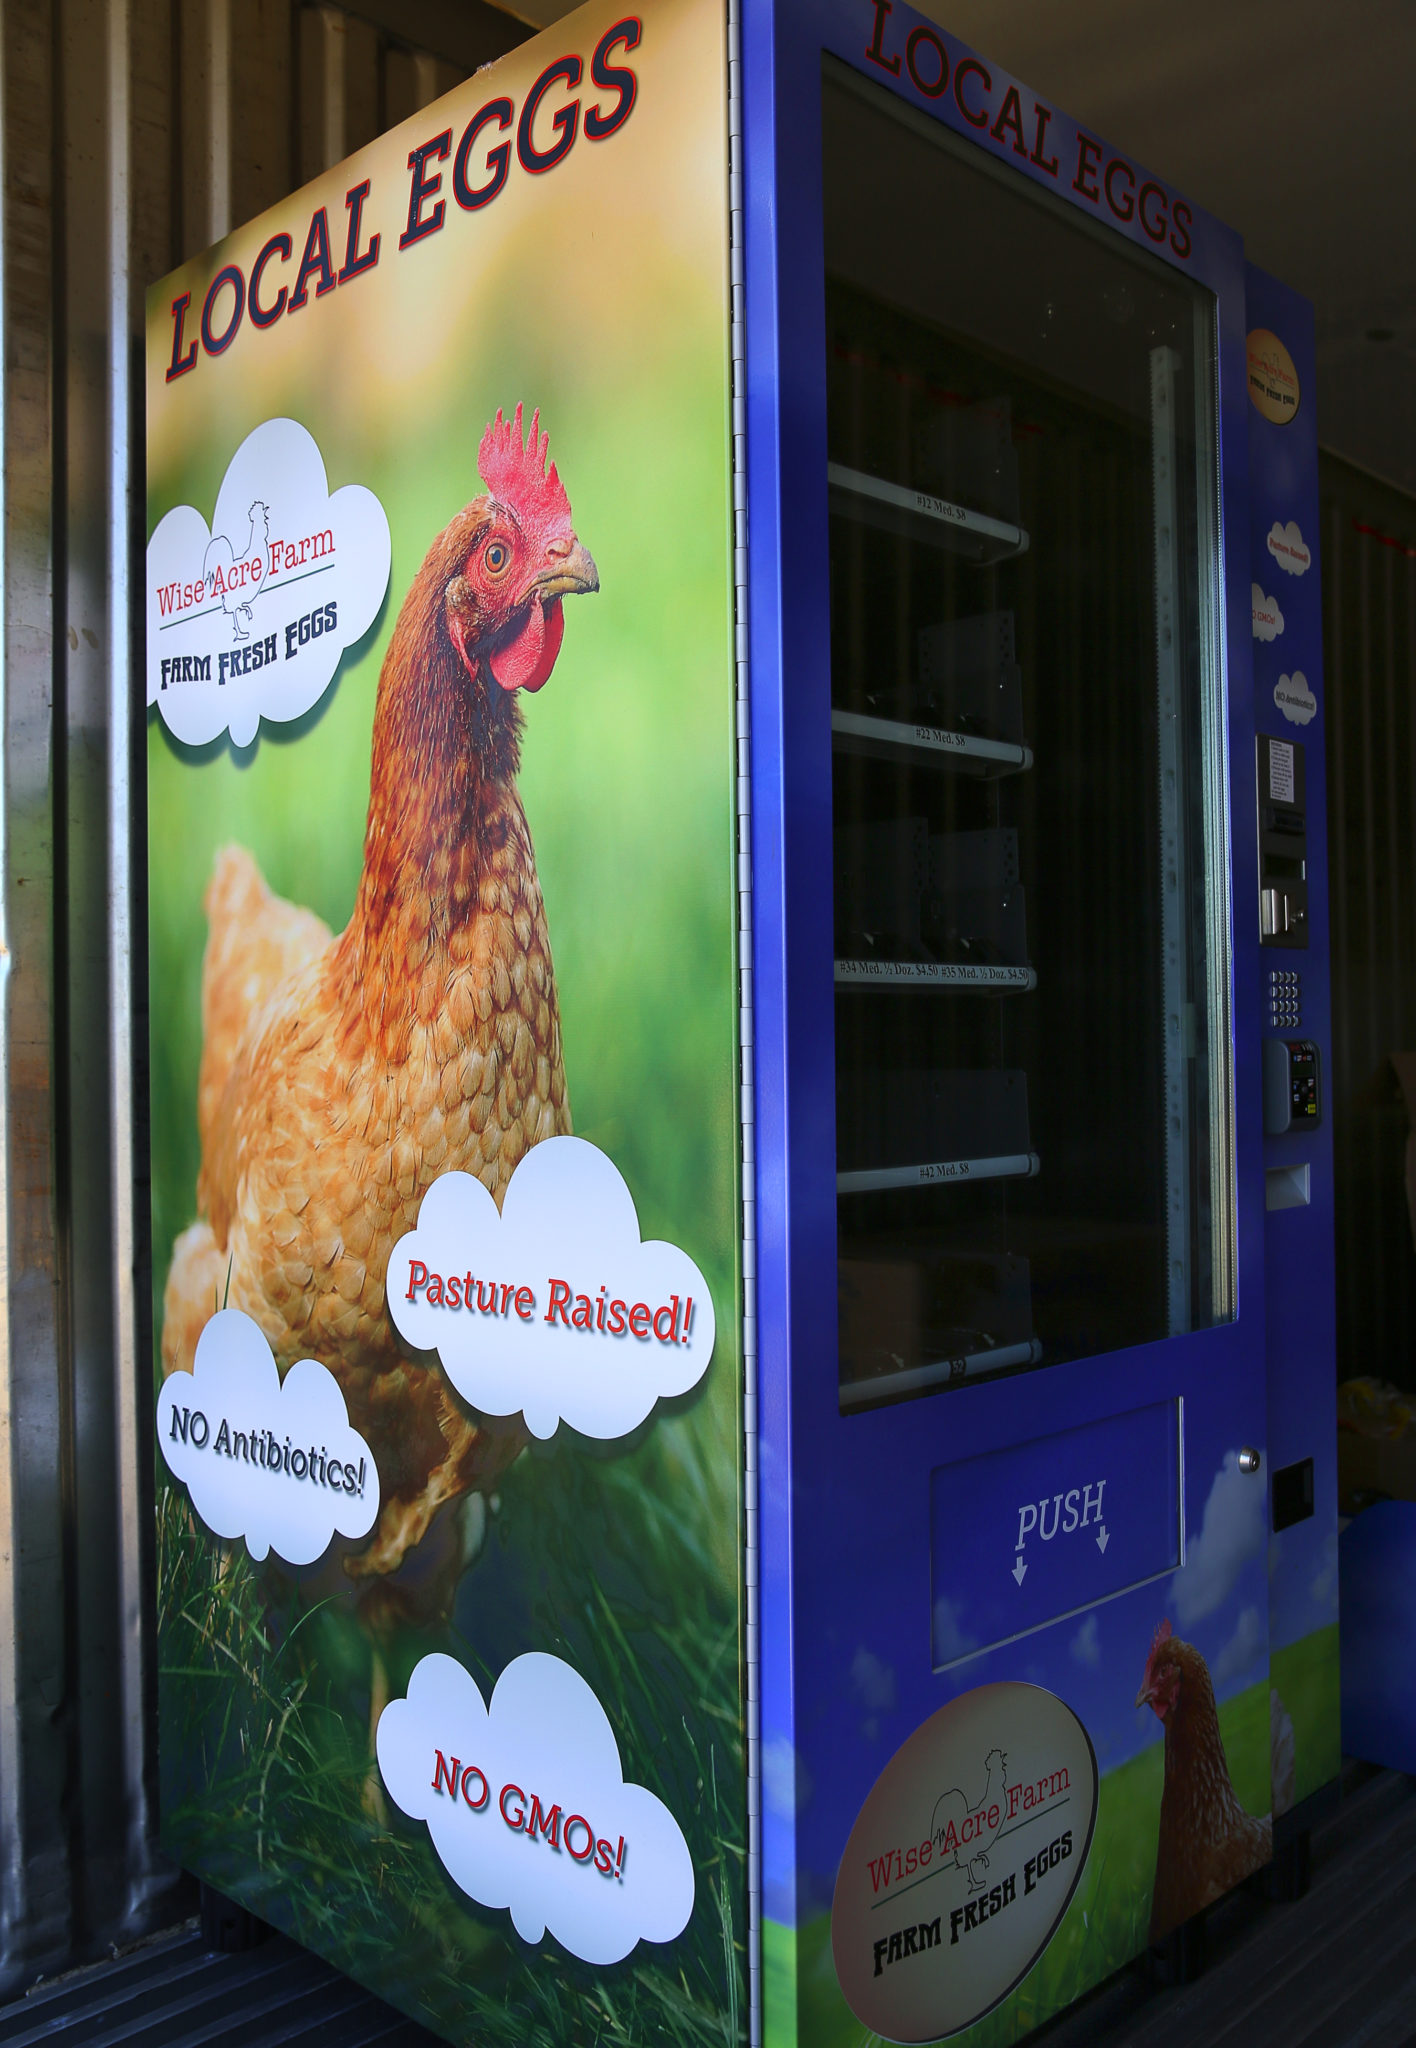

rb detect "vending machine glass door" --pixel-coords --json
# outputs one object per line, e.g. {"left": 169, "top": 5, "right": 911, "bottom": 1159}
{"left": 824, "top": 66, "right": 1232, "bottom": 1414}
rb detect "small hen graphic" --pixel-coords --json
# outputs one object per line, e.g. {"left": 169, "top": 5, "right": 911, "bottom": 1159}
{"left": 1137, "top": 1619, "right": 1295, "bottom": 1939}
{"left": 203, "top": 498, "right": 269, "bottom": 642}
{"left": 931, "top": 1746, "right": 1009, "bottom": 1895}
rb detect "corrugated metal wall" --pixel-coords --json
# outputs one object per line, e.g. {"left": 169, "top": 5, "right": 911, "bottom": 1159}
{"left": 0, "top": 0, "right": 534, "bottom": 1991}
{"left": 1323, "top": 453, "right": 1416, "bottom": 1387}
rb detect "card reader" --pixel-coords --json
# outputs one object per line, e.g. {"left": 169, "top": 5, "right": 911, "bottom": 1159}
{"left": 1263, "top": 1037, "right": 1321, "bottom": 1135}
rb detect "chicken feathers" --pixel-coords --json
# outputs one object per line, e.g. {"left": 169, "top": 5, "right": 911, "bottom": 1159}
{"left": 1137, "top": 1619, "right": 1278, "bottom": 1940}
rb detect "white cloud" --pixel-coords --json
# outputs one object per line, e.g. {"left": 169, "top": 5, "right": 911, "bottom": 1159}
{"left": 932, "top": 1596, "right": 977, "bottom": 1668}
{"left": 387, "top": 1138, "right": 715, "bottom": 1441}
{"left": 1212, "top": 1605, "right": 1266, "bottom": 1690}
{"left": 762, "top": 1736, "right": 811, "bottom": 1818}
{"left": 1172, "top": 1451, "right": 1267, "bottom": 1626}
{"left": 852, "top": 1648, "right": 895, "bottom": 1735}
{"left": 1267, "top": 521, "right": 1312, "bottom": 577}
{"left": 851, "top": 1649, "right": 896, "bottom": 1714}
{"left": 1275, "top": 672, "right": 1317, "bottom": 726}
{"left": 157, "top": 1308, "right": 377, "bottom": 1564}
{"left": 146, "top": 416, "right": 390, "bottom": 748}
{"left": 377, "top": 1650, "right": 694, "bottom": 1965}
{"left": 1069, "top": 1614, "right": 1101, "bottom": 1668}
{"left": 1252, "top": 583, "right": 1285, "bottom": 642}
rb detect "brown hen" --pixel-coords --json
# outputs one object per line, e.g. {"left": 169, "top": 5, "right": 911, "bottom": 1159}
{"left": 162, "top": 403, "right": 598, "bottom": 1587}
{"left": 1136, "top": 1619, "right": 1272, "bottom": 1940}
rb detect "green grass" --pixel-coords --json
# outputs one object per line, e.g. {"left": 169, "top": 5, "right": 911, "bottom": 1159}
{"left": 159, "top": 1412, "right": 747, "bottom": 2046}
{"left": 771, "top": 1676, "right": 1274, "bottom": 2048}
{"left": 763, "top": 1918, "right": 799, "bottom": 2048}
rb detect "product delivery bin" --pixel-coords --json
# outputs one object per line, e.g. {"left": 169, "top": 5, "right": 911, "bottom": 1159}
{"left": 143, "top": 1, "right": 1337, "bottom": 2040}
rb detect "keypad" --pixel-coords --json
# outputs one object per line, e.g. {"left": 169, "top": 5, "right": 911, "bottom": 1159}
{"left": 1268, "top": 967, "right": 1301, "bottom": 1029}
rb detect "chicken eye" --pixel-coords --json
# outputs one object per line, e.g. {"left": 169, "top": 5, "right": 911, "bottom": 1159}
{"left": 484, "top": 539, "right": 511, "bottom": 576}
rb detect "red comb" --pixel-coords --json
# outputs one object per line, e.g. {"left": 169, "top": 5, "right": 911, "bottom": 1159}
{"left": 1147, "top": 1618, "right": 1174, "bottom": 1665}
{"left": 477, "top": 403, "right": 572, "bottom": 533}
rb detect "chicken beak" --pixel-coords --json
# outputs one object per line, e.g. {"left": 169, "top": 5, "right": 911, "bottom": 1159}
{"left": 1134, "top": 1680, "right": 1155, "bottom": 1711}
{"left": 535, "top": 539, "right": 599, "bottom": 600}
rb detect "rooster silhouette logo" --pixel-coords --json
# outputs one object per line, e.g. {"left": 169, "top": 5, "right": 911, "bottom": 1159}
{"left": 204, "top": 499, "right": 270, "bottom": 642}
{"left": 931, "top": 1746, "right": 1009, "bottom": 1895}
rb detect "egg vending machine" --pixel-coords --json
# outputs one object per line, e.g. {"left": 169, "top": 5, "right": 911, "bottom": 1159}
{"left": 744, "top": 1, "right": 1337, "bottom": 2041}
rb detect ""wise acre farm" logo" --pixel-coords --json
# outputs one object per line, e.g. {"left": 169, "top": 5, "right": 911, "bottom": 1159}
{"left": 146, "top": 417, "right": 390, "bottom": 749}
{"left": 831, "top": 1683, "right": 1096, "bottom": 2042}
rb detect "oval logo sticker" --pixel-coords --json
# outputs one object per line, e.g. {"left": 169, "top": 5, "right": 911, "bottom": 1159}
{"left": 1247, "top": 329, "right": 1300, "bottom": 425}
{"left": 830, "top": 1682, "right": 1097, "bottom": 2043}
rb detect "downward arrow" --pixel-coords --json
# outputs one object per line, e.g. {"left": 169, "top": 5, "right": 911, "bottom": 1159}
{"left": 1012, "top": 1557, "right": 1027, "bottom": 1586}
{"left": 1096, "top": 1526, "right": 1110, "bottom": 1554}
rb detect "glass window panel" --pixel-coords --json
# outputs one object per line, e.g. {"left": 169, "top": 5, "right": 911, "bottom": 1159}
{"left": 824, "top": 66, "right": 1233, "bottom": 1414}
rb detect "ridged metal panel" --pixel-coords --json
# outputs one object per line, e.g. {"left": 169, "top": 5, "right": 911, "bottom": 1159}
{"left": 0, "top": 0, "right": 531, "bottom": 1993}
{"left": 1322, "top": 453, "right": 1416, "bottom": 1386}
{"left": 0, "top": 1927, "right": 440, "bottom": 2043}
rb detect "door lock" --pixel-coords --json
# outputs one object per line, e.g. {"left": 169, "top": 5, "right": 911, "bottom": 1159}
{"left": 1238, "top": 1447, "right": 1261, "bottom": 1475}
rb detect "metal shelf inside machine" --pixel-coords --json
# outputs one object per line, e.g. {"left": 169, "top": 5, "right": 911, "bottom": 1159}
{"left": 827, "top": 460, "right": 1030, "bottom": 564}
{"left": 830, "top": 708, "right": 1033, "bottom": 775}
{"left": 836, "top": 1151, "right": 1040, "bottom": 1194}
{"left": 833, "top": 958, "right": 1036, "bottom": 991}
{"left": 839, "top": 1339, "right": 1045, "bottom": 1408}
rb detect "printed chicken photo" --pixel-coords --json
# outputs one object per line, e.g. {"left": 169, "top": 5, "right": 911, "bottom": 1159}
{"left": 162, "top": 403, "right": 597, "bottom": 1597}
{"left": 1136, "top": 1619, "right": 1295, "bottom": 1939}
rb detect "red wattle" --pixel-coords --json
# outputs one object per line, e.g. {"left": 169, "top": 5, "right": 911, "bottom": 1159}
{"left": 488, "top": 596, "right": 565, "bottom": 694}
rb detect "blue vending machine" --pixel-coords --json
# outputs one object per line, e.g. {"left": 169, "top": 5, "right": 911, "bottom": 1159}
{"left": 743, "top": 2, "right": 1340, "bottom": 2038}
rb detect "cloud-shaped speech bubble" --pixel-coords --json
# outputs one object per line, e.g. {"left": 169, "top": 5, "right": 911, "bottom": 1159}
{"left": 146, "top": 417, "right": 390, "bottom": 748}
{"left": 1267, "top": 520, "right": 1311, "bottom": 576}
{"left": 377, "top": 1651, "right": 694, "bottom": 1965}
{"left": 157, "top": 1308, "right": 378, "bottom": 1564}
{"left": 1275, "top": 672, "right": 1317, "bottom": 726}
{"left": 1252, "top": 583, "right": 1284, "bottom": 642}
{"left": 387, "top": 1137, "right": 715, "bottom": 1440}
